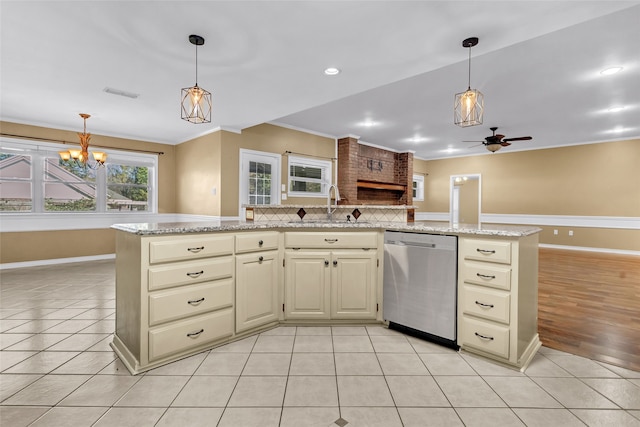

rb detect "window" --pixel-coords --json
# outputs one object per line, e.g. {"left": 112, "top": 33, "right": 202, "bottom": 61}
{"left": 412, "top": 174, "right": 424, "bottom": 201}
{"left": 288, "top": 155, "right": 332, "bottom": 197}
{"left": 0, "top": 138, "right": 156, "bottom": 214}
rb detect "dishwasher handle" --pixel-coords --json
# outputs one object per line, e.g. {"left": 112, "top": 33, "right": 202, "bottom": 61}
{"left": 385, "top": 240, "right": 436, "bottom": 249}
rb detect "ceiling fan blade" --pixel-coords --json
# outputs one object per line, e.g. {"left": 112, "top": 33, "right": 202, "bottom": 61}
{"left": 495, "top": 134, "right": 505, "bottom": 141}
{"left": 468, "top": 143, "right": 484, "bottom": 148}
{"left": 502, "top": 136, "right": 532, "bottom": 142}
{"left": 500, "top": 141, "right": 512, "bottom": 147}
{"left": 463, "top": 140, "right": 484, "bottom": 143}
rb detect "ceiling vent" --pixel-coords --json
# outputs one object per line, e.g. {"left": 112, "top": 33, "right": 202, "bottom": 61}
{"left": 103, "top": 87, "right": 140, "bottom": 99}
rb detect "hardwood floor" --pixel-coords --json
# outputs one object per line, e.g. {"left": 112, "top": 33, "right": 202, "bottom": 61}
{"left": 538, "top": 248, "right": 640, "bottom": 372}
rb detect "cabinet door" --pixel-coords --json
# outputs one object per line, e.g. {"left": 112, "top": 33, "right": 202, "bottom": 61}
{"left": 284, "top": 251, "right": 331, "bottom": 319}
{"left": 331, "top": 250, "right": 377, "bottom": 319}
{"left": 235, "top": 251, "right": 279, "bottom": 333}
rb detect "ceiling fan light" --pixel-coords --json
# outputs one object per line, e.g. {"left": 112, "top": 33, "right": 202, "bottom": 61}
{"left": 486, "top": 144, "right": 501, "bottom": 153}
{"left": 454, "top": 88, "right": 484, "bottom": 127}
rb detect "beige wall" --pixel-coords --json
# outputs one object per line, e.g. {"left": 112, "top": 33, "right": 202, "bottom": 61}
{"left": 413, "top": 139, "right": 640, "bottom": 251}
{"left": 2, "top": 120, "right": 638, "bottom": 263}
{"left": 177, "top": 123, "right": 336, "bottom": 217}
{"left": 175, "top": 131, "right": 222, "bottom": 215}
{"left": 1, "top": 121, "right": 176, "bottom": 264}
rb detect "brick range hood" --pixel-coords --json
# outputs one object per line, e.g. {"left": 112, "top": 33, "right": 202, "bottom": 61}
{"left": 337, "top": 136, "right": 413, "bottom": 206}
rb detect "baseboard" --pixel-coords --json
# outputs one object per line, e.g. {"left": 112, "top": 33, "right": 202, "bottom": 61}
{"left": 539, "top": 243, "right": 640, "bottom": 256}
{"left": 0, "top": 254, "right": 115, "bottom": 270}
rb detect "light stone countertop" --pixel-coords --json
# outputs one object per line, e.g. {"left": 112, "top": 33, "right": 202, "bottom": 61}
{"left": 111, "top": 220, "right": 541, "bottom": 237}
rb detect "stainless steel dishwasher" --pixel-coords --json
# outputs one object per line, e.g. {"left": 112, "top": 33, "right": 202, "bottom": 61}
{"left": 383, "top": 231, "right": 458, "bottom": 348}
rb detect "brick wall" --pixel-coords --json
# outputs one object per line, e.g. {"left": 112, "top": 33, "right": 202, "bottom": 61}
{"left": 338, "top": 137, "right": 413, "bottom": 205}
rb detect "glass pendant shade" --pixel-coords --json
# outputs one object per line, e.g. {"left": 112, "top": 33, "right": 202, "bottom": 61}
{"left": 454, "top": 88, "right": 484, "bottom": 127}
{"left": 181, "top": 84, "right": 212, "bottom": 124}
{"left": 486, "top": 143, "right": 501, "bottom": 152}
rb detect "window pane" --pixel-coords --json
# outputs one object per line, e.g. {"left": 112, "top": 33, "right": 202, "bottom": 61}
{"left": 0, "top": 182, "right": 32, "bottom": 211}
{"left": 105, "top": 164, "right": 149, "bottom": 211}
{"left": 290, "top": 165, "right": 322, "bottom": 180}
{"left": 291, "top": 180, "right": 321, "bottom": 193}
{"left": 44, "top": 183, "right": 96, "bottom": 211}
{"left": 46, "top": 159, "right": 96, "bottom": 182}
{"left": 107, "top": 165, "right": 148, "bottom": 185}
{"left": 0, "top": 153, "right": 32, "bottom": 178}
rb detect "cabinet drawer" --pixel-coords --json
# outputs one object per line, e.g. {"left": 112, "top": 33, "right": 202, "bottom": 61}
{"left": 462, "top": 261, "right": 511, "bottom": 291}
{"left": 149, "top": 235, "right": 234, "bottom": 264}
{"left": 462, "top": 284, "right": 510, "bottom": 324}
{"left": 460, "top": 316, "right": 510, "bottom": 359}
{"left": 148, "top": 257, "right": 234, "bottom": 291}
{"left": 236, "top": 231, "right": 279, "bottom": 253}
{"left": 462, "top": 239, "right": 511, "bottom": 264}
{"left": 148, "top": 308, "right": 233, "bottom": 361}
{"left": 149, "top": 279, "right": 233, "bottom": 326}
{"left": 285, "top": 232, "right": 378, "bottom": 249}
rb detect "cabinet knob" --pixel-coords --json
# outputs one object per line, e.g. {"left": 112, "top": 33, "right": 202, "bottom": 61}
{"left": 324, "top": 260, "right": 329, "bottom": 266}
{"left": 258, "top": 256, "right": 264, "bottom": 262}
{"left": 258, "top": 240, "right": 264, "bottom": 246}
{"left": 333, "top": 260, "right": 338, "bottom": 266}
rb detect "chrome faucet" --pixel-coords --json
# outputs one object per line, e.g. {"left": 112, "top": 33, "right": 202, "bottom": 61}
{"left": 327, "top": 184, "right": 340, "bottom": 221}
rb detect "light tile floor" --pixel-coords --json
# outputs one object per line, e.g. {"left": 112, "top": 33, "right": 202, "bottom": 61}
{"left": 1, "top": 260, "right": 639, "bottom": 426}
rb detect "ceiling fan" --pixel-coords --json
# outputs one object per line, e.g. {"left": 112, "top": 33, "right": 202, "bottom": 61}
{"left": 466, "top": 127, "right": 533, "bottom": 152}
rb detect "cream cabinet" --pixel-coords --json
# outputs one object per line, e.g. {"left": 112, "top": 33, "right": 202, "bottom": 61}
{"left": 457, "top": 234, "right": 541, "bottom": 370}
{"left": 235, "top": 232, "right": 280, "bottom": 333}
{"left": 283, "top": 232, "right": 379, "bottom": 321}
{"left": 112, "top": 232, "right": 235, "bottom": 374}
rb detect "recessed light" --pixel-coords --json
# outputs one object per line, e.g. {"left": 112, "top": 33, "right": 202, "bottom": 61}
{"left": 607, "top": 106, "right": 625, "bottom": 113}
{"left": 600, "top": 66, "right": 623, "bottom": 75}
{"left": 324, "top": 67, "right": 340, "bottom": 76}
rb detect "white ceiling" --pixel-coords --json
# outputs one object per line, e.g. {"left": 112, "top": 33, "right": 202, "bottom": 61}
{"left": 1, "top": 1, "right": 639, "bottom": 160}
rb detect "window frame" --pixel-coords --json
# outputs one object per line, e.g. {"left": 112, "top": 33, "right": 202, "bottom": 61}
{"left": 1, "top": 137, "right": 158, "bottom": 216}
{"left": 287, "top": 155, "right": 332, "bottom": 198}
{"left": 412, "top": 174, "right": 425, "bottom": 202}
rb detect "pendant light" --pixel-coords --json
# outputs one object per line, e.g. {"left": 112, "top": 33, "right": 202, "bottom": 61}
{"left": 454, "top": 37, "right": 484, "bottom": 127}
{"left": 58, "top": 113, "right": 107, "bottom": 167}
{"left": 181, "top": 34, "right": 212, "bottom": 124}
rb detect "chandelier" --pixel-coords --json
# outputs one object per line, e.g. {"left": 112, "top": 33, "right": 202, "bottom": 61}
{"left": 58, "top": 114, "right": 107, "bottom": 167}
{"left": 454, "top": 37, "right": 484, "bottom": 127}
{"left": 181, "top": 34, "right": 212, "bottom": 124}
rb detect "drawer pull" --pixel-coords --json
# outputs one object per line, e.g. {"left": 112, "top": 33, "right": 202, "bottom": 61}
{"left": 186, "top": 329, "right": 204, "bottom": 338}
{"left": 187, "top": 297, "right": 205, "bottom": 305}
{"left": 324, "top": 238, "right": 339, "bottom": 243}
{"left": 186, "top": 270, "right": 204, "bottom": 278}
{"left": 258, "top": 240, "right": 264, "bottom": 246}
{"left": 187, "top": 246, "right": 205, "bottom": 253}
{"left": 475, "top": 300, "right": 494, "bottom": 308}
{"left": 476, "top": 248, "right": 496, "bottom": 254}
{"left": 475, "top": 332, "right": 494, "bottom": 341}
{"left": 476, "top": 273, "right": 496, "bottom": 280}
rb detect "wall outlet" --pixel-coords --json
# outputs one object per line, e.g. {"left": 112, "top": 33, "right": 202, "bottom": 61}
{"left": 281, "top": 184, "right": 286, "bottom": 192}
{"left": 211, "top": 187, "right": 217, "bottom": 196}
{"left": 569, "top": 230, "right": 574, "bottom": 236}
{"left": 281, "top": 193, "right": 287, "bottom": 201}
{"left": 553, "top": 229, "right": 558, "bottom": 235}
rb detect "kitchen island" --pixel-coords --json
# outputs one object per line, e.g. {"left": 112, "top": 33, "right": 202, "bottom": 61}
{"left": 111, "top": 219, "right": 541, "bottom": 374}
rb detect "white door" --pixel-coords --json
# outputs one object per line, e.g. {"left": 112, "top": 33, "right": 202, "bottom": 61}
{"left": 239, "top": 149, "right": 281, "bottom": 217}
